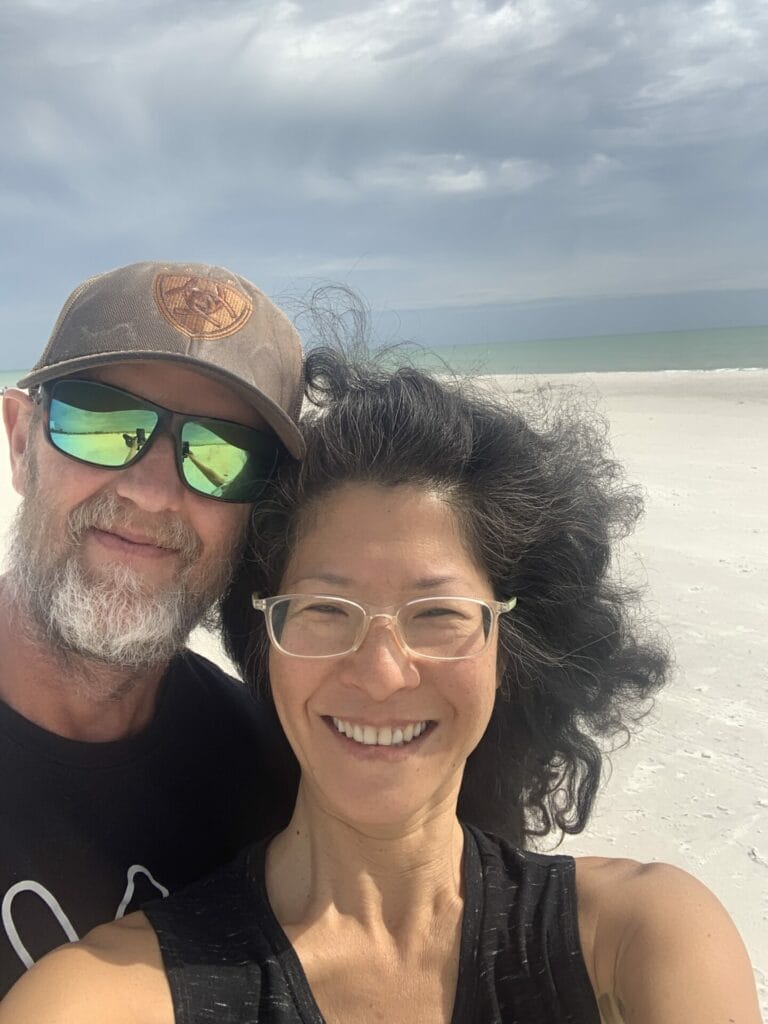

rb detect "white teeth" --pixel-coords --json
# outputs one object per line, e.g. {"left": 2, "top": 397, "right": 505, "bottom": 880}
{"left": 332, "top": 718, "right": 428, "bottom": 748}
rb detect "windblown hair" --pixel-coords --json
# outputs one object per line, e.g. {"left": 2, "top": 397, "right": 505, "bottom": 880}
{"left": 222, "top": 347, "right": 669, "bottom": 846}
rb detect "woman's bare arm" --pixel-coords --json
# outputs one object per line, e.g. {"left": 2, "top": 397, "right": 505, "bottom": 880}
{"left": 580, "top": 858, "right": 761, "bottom": 1024}
{"left": 0, "top": 912, "right": 172, "bottom": 1024}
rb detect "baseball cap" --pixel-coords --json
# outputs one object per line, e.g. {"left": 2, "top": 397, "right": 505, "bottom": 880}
{"left": 17, "top": 261, "right": 305, "bottom": 458}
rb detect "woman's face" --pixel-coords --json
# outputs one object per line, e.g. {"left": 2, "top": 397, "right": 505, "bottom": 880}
{"left": 268, "top": 482, "right": 500, "bottom": 832}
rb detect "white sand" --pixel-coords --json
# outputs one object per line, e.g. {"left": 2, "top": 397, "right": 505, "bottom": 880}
{"left": 2, "top": 369, "right": 766, "bottom": 1008}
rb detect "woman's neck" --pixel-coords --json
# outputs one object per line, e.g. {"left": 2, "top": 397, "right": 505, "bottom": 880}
{"left": 266, "top": 785, "right": 466, "bottom": 940}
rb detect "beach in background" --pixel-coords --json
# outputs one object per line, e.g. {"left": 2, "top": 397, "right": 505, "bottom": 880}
{"left": 1, "top": 366, "right": 766, "bottom": 1009}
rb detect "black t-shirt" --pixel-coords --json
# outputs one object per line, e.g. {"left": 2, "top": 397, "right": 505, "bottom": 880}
{"left": 146, "top": 825, "right": 601, "bottom": 1023}
{"left": 0, "top": 649, "right": 298, "bottom": 996}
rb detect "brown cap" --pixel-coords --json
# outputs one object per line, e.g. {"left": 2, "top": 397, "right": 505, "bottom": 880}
{"left": 18, "top": 261, "right": 305, "bottom": 458}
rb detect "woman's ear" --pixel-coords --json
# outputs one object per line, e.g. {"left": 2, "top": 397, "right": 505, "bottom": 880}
{"left": 2, "top": 389, "right": 36, "bottom": 497}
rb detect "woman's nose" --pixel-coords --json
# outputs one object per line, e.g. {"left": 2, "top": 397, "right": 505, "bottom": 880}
{"left": 339, "top": 617, "right": 421, "bottom": 701}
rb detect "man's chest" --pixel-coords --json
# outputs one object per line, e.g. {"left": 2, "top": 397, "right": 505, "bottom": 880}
{"left": 0, "top": 741, "right": 259, "bottom": 997}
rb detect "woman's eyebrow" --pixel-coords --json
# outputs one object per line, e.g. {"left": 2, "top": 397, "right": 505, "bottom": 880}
{"left": 291, "top": 573, "right": 353, "bottom": 586}
{"left": 411, "top": 575, "right": 466, "bottom": 590}
{"left": 289, "top": 573, "right": 467, "bottom": 590}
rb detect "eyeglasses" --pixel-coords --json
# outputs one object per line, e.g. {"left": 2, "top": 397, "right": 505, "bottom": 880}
{"left": 251, "top": 594, "right": 517, "bottom": 661}
{"left": 38, "top": 378, "right": 282, "bottom": 503}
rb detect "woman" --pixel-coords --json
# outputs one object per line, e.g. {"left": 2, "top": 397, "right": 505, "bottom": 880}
{"left": 0, "top": 349, "right": 760, "bottom": 1022}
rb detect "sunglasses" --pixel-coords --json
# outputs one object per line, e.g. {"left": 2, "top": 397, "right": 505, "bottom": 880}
{"left": 39, "top": 378, "right": 282, "bottom": 502}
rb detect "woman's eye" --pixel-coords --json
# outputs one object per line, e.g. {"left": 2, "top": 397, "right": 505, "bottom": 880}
{"left": 414, "top": 606, "right": 463, "bottom": 620}
{"left": 304, "top": 602, "right": 348, "bottom": 617}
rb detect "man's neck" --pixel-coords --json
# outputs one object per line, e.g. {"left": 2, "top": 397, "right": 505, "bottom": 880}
{"left": 0, "top": 581, "right": 169, "bottom": 743}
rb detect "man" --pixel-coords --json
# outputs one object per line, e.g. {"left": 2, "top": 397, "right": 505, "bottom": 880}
{"left": 0, "top": 261, "right": 303, "bottom": 995}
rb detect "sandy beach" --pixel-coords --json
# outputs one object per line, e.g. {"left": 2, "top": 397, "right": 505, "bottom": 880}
{"left": 1, "top": 368, "right": 766, "bottom": 1009}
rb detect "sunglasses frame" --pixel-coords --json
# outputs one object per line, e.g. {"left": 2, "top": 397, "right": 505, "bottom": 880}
{"left": 36, "top": 378, "right": 282, "bottom": 503}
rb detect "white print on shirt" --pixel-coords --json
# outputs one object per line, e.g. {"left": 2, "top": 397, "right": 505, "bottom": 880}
{"left": 2, "top": 865, "right": 169, "bottom": 970}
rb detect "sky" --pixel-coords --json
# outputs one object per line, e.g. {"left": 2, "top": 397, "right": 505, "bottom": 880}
{"left": 2, "top": 0, "right": 767, "bottom": 367}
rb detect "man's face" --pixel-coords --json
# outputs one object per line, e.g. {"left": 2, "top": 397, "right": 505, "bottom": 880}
{"left": 4, "top": 362, "right": 258, "bottom": 672}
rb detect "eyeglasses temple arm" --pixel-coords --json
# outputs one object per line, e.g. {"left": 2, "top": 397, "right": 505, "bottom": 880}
{"left": 251, "top": 596, "right": 267, "bottom": 612}
{"left": 497, "top": 597, "right": 517, "bottom": 613}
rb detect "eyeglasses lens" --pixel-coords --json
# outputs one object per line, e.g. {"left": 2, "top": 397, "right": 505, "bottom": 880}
{"left": 49, "top": 381, "right": 158, "bottom": 467}
{"left": 270, "top": 596, "right": 360, "bottom": 658}
{"left": 400, "top": 598, "right": 490, "bottom": 658}
{"left": 269, "top": 596, "right": 490, "bottom": 659}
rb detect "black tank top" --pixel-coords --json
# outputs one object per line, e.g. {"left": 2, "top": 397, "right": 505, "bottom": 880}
{"left": 146, "top": 825, "right": 600, "bottom": 1023}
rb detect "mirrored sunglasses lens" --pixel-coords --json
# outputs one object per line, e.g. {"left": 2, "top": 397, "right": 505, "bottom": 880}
{"left": 49, "top": 381, "right": 158, "bottom": 467}
{"left": 180, "top": 419, "right": 279, "bottom": 501}
{"left": 270, "top": 596, "right": 363, "bottom": 657}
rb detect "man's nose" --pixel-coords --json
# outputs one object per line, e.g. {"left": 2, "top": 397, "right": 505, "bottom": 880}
{"left": 112, "top": 432, "right": 186, "bottom": 513}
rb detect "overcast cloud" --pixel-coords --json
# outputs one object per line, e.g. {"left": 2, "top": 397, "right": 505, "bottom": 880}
{"left": 2, "top": 0, "right": 767, "bottom": 364}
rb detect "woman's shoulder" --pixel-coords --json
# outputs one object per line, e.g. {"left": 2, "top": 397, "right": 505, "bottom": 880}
{"left": 573, "top": 851, "right": 741, "bottom": 940}
{"left": 0, "top": 911, "right": 173, "bottom": 1024}
{"left": 470, "top": 834, "right": 759, "bottom": 1021}
{"left": 572, "top": 854, "right": 761, "bottom": 1022}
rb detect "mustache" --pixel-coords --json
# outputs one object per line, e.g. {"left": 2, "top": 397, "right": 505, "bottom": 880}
{"left": 66, "top": 492, "right": 202, "bottom": 564}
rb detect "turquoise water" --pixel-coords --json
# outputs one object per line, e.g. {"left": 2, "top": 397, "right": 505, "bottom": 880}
{"left": 2, "top": 326, "right": 767, "bottom": 385}
{"left": 405, "top": 325, "right": 768, "bottom": 374}
{"left": 0, "top": 370, "right": 26, "bottom": 389}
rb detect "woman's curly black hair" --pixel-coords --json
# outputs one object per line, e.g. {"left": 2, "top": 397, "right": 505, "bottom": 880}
{"left": 221, "top": 346, "right": 670, "bottom": 847}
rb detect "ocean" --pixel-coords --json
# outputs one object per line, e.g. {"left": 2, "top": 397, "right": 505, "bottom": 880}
{"left": 2, "top": 325, "right": 767, "bottom": 386}
{"left": 402, "top": 324, "right": 768, "bottom": 375}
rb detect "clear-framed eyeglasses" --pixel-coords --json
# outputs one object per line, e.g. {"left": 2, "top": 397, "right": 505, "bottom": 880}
{"left": 251, "top": 593, "right": 517, "bottom": 661}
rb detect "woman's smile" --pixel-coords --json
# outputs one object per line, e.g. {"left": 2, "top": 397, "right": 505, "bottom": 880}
{"left": 321, "top": 715, "right": 438, "bottom": 762}
{"left": 329, "top": 716, "right": 432, "bottom": 747}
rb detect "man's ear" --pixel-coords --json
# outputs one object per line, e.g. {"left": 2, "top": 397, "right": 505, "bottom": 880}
{"left": 2, "top": 388, "right": 36, "bottom": 497}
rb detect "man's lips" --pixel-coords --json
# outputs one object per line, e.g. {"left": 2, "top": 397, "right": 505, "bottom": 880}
{"left": 89, "top": 527, "right": 178, "bottom": 558}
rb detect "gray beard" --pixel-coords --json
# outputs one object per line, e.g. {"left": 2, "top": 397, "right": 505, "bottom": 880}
{"left": 5, "top": 487, "right": 239, "bottom": 675}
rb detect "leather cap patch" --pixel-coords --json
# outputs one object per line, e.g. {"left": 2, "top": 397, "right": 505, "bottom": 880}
{"left": 153, "top": 274, "right": 253, "bottom": 339}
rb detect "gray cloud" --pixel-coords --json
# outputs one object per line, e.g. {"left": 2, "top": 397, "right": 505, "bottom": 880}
{"left": 1, "top": 0, "right": 767, "bottom": 364}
